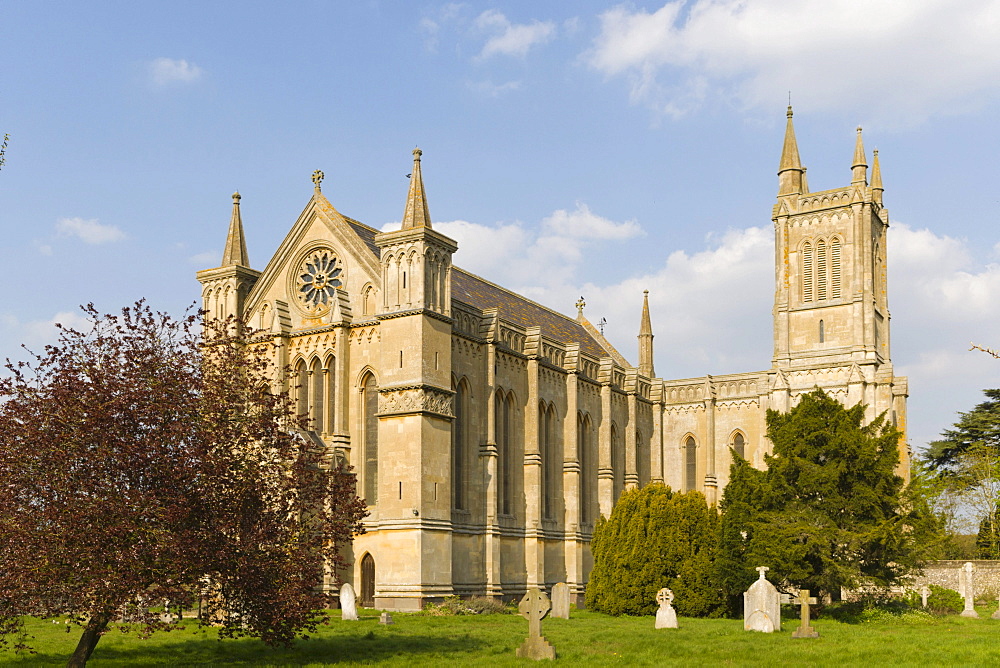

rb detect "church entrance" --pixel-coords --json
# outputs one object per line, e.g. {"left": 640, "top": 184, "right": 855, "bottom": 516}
{"left": 360, "top": 554, "right": 375, "bottom": 608}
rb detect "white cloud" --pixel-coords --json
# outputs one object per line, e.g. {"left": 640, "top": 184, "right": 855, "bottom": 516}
{"left": 476, "top": 9, "right": 556, "bottom": 59}
{"left": 55, "top": 217, "right": 125, "bottom": 244}
{"left": 148, "top": 57, "right": 203, "bottom": 86}
{"left": 188, "top": 251, "right": 219, "bottom": 266}
{"left": 586, "top": 0, "right": 1000, "bottom": 122}
{"left": 0, "top": 310, "right": 94, "bottom": 359}
{"left": 467, "top": 79, "right": 522, "bottom": 97}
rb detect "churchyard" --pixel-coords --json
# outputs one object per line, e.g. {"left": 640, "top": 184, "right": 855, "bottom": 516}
{"left": 4, "top": 604, "right": 1000, "bottom": 666}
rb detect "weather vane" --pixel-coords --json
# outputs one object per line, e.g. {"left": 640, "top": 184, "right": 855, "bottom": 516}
{"left": 599, "top": 317, "right": 607, "bottom": 335}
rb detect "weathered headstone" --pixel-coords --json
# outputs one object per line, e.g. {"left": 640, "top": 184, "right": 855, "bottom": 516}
{"left": 550, "top": 582, "right": 570, "bottom": 619}
{"left": 654, "top": 588, "right": 678, "bottom": 629}
{"left": 379, "top": 612, "right": 394, "bottom": 625}
{"left": 340, "top": 583, "right": 358, "bottom": 621}
{"left": 992, "top": 592, "right": 1000, "bottom": 620}
{"left": 791, "top": 589, "right": 819, "bottom": 639}
{"left": 959, "top": 561, "right": 979, "bottom": 618}
{"left": 516, "top": 588, "right": 556, "bottom": 660}
{"left": 744, "top": 566, "right": 781, "bottom": 632}
{"left": 919, "top": 584, "right": 930, "bottom": 608}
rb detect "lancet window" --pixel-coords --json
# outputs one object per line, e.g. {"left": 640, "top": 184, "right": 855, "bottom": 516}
{"left": 361, "top": 372, "right": 379, "bottom": 505}
{"left": 685, "top": 436, "right": 697, "bottom": 492}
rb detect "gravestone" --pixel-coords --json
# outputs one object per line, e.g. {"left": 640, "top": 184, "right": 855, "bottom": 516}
{"left": 919, "top": 585, "right": 930, "bottom": 608}
{"left": 516, "top": 588, "right": 556, "bottom": 660}
{"left": 743, "top": 566, "right": 781, "bottom": 632}
{"left": 992, "top": 593, "right": 1000, "bottom": 620}
{"left": 791, "top": 589, "right": 819, "bottom": 639}
{"left": 550, "top": 583, "right": 570, "bottom": 619}
{"left": 959, "top": 561, "right": 979, "bottom": 618}
{"left": 340, "top": 583, "right": 359, "bottom": 621}
{"left": 654, "top": 588, "right": 678, "bottom": 629}
{"left": 379, "top": 612, "right": 394, "bottom": 625}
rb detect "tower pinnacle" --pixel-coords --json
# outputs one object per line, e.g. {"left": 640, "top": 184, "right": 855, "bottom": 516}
{"left": 401, "top": 147, "right": 432, "bottom": 229}
{"left": 777, "top": 106, "right": 805, "bottom": 196}
{"left": 871, "top": 148, "right": 883, "bottom": 204}
{"left": 638, "top": 289, "right": 655, "bottom": 377}
{"left": 221, "top": 191, "right": 250, "bottom": 267}
{"left": 851, "top": 126, "right": 868, "bottom": 186}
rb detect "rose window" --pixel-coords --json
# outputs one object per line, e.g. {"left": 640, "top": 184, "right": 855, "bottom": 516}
{"left": 296, "top": 249, "right": 342, "bottom": 308}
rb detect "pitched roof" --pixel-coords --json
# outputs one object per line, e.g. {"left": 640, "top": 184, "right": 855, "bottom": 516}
{"left": 337, "top": 217, "right": 621, "bottom": 362}
{"left": 452, "top": 268, "right": 611, "bottom": 359}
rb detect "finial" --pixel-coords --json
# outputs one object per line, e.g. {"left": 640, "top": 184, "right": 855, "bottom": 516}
{"left": 756, "top": 566, "right": 769, "bottom": 579}
{"left": 857, "top": 126, "right": 862, "bottom": 134}
{"left": 643, "top": 289, "right": 649, "bottom": 296}
{"left": 413, "top": 147, "right": 422, "bottom": 160}
{"left": 232, "top": 191, "right": 241, "bottom": 203}
{"left": 312, "top": 169, "right": 325, "bottom": 192}
{"left": 576, "top": 296, "right": 586, "bottom": 317}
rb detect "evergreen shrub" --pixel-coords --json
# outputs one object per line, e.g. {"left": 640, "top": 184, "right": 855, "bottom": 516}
{"left": 586, "top": 483, "right": 723, "bottom": 617}
{"left": 903, "top": 585, "right": 963, "bottom": 616}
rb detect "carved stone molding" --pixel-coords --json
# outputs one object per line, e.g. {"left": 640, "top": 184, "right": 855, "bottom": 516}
{"left": 377, "top": 385, "right": 454, "bottom": 418}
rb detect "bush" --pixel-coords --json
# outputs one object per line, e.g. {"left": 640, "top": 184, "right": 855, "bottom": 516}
{"left": 586, "top": 483, "right": 723, "bottom": 617}
{"left": 903, "top": 585, "right": 963, "bottom": 616}
{"left": 423, "top": 596, "right": 508, "bottom": 616}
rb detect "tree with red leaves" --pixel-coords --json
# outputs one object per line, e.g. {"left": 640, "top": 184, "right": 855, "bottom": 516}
{"left": 0, "top": 303, "right": 367, "bottom": 667}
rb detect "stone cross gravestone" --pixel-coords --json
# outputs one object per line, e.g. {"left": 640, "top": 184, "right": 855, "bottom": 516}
{"left": 919, "top": 584, "right": 930, "bottom": 608}
{"left": 959, "top": 561, "right": 979, "bottom": 618}
{"left": 744, "top": 566, "right": 781, "bottom": 632}
{"left": 791, "top": 589, "right": 819, "bottom": 639}
{"left": 516, "top": 588, "right": 556, "bottom": 660}
{"left": 550, "top": 582, "right": 570, "bottom": 619}
{"left": 655, "top": 588, "right": 678, "bottom": 629}
{"left": 340, "top": 582, "right": 359, "bottom": 621}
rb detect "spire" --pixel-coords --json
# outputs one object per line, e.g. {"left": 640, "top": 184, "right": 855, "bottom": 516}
{"left": 871, "top": 148, "right": 883, "bottom": 204}
{"left": 777, "top": 106, "right": 805, "bottom": 196}
{"left": 638, "top": 290, "right": 655, "bottom": 377}
{"left": 851, "top": 126, "right": 868, "bottom": 186}
{"left": 401, "top": 147, "right": 432, "bottom": 229}
{"left": 221, "top": 191, "right": 249, "bottom": 267}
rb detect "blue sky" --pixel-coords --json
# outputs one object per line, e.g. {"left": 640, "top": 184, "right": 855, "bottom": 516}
{"left": 2, "top": 1, "right": 999, "bottom": 457}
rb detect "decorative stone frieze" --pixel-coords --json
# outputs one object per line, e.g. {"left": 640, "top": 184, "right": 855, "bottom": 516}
{"left": 377, "top": 384, "right": 454, "bottom": 418}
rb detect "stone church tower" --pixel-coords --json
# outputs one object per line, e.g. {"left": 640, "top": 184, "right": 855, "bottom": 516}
{"left": 194, "top": 108, "right": 909, "bottom": 609}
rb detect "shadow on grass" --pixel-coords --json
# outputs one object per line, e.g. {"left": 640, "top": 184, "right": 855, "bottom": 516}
{"left": 3, "top": 617, "right": 489, "bottom": 666}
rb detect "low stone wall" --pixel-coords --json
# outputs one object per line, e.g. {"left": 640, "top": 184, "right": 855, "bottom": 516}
{"left": 911, "top": 560, "right": 1000, "bottom": 600}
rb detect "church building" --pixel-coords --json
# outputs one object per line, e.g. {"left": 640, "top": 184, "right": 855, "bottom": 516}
{"left": 196, "top": 108, "right": 908, "bottom": 610}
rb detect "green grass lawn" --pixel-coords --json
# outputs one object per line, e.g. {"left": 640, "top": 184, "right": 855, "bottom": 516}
{"left": 3, "top": 607, "right": 1000, "bottom": 667}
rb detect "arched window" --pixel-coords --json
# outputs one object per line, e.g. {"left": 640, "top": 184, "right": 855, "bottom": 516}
{"left": 311, "top": 358, "right": 324, "bottom": 433}
{"left": 819, "top": 319, "right": 825, "bottom": 343}
{"left": 453, "top": 380, "right": 467, "bottom": 511}
{"left": 362, "top": 373, "right": 378, "bottom": 505}
{"left": 732, "top": 432, "right": 745, "bottom": 459}
{"left": 802, "top": 242, "right": 814, "bottom": 303}
{"left": 816, "top": 238, "right": 828, "bottom": 300}
{"left": 295, "top": 360, "right": 309, "bottom": 420}
{"left": 497, "top": 391, "right": 514, "bottom": 515}
{"left": 611, "top": 424, "right": 622, "bottom": 502}
{"left": 831, "top": 238, "right": 842, "bottom": 298}
{"left": 325, "top": 355, "right": 336, "bottom": 434}
{"left": 541, "top": 403, "right": 556, "bottom": 520}
{"left": 363, "top": 286, "right": 375, "bottom": 317}
{"left": 579, "top": 414, "right": 592, "bottom": 524}
{"left": 636, "top": 429, "right": 647, "bottom": 486}
{"left": 685, "top": 436, "right": 697, "bottom": 492}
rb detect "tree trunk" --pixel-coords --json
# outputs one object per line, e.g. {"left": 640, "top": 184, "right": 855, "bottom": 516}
{"left": 66, "top": 612, "right": 111, "bottom": 668}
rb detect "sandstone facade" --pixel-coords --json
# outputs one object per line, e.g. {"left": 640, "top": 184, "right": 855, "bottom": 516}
{"left": 196, "top": 110, "right": 908, "bottom": 610}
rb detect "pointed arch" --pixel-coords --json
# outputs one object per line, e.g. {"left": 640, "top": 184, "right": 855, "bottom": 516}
{"left": 310, "top": 357, "right": 325, "bottom": 433}
{"left": 801, "top": 241, "right": 814, "bottom": 303}
{"left": 360, "top": 553, "right": 375, "bottom": 608}
{"left": 830, "top": 236, "right": 842, "bottom": 299}
{"left": 611, "top": 422, "right": 623, "bottom": 502}
{"left": 816, "top": 238, "right": 828, "bottom": 300}
{"left": 683, "top": 434, "right": 698, "bottom": 492}
{"left": 360, "top": 371, "right": 379, "bottom": 505}
{"left": 452, "top": 376, "right": 471, "bottom": 511}
{"left": 578, "top": 412, "right": 594, "bottom": 524}
{"left": 730, "top": 430, "right": 746, "bottom": 460}
{"left": 324, "top": 354, "right": 336, "bottom": 435}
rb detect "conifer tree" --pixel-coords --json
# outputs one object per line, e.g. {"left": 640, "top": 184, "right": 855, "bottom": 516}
{"left": 718, "top": 388, "right": 939, "bottom": 602}
{"left": 587, "top": 483, "right": 722, "bottom": 617}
